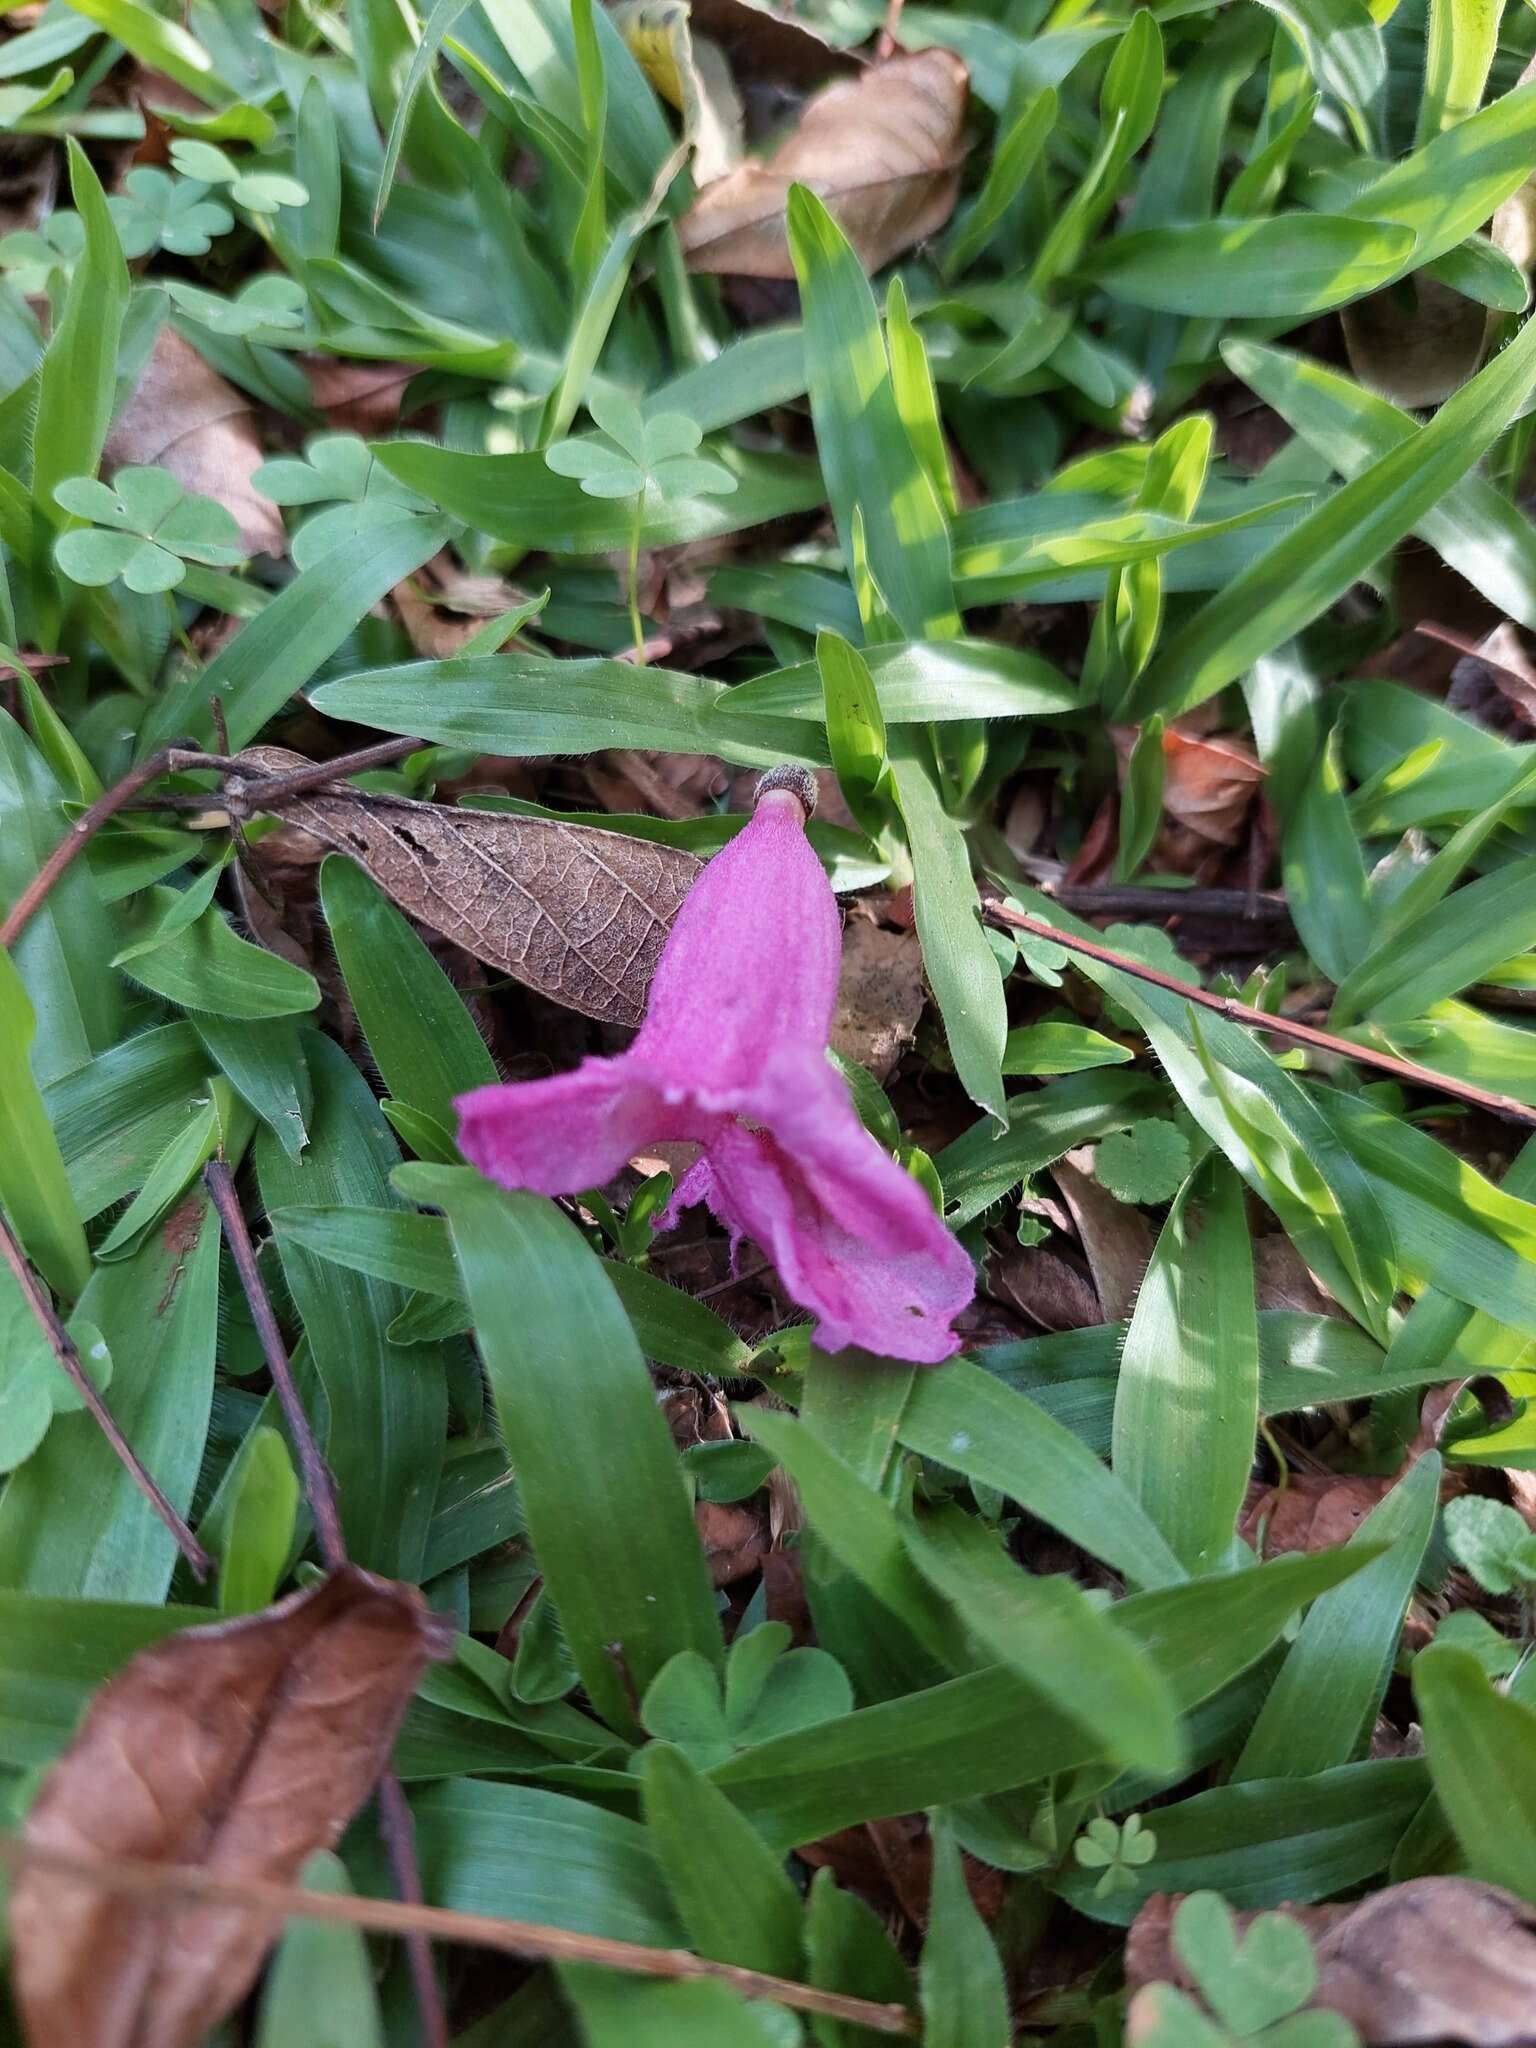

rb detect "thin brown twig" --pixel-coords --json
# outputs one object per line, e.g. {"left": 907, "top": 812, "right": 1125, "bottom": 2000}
{"left": 0, "top": 737, "right": 423, "bottom": 954}
{"left": 0, "top": 1834, "right": 919, "bottom": 2035}
{"left": 0, "top": 1211, "right": 212, "bottom": 1579}
{"left": 985, "top": 900, "right": 1536, "bottom": 1129}
{"left": 202, "top": 1160, "right": 447, "bottom": 2048}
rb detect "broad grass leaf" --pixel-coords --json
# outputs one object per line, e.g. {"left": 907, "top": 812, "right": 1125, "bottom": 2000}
{"left": 405, "top": 1165, "right": 720, "bottom": 1735}
{"left": 1234, "top": 1454, "right": 1440, "bottom": 1782}
{"left": 258, "top": 1037, "right": 445, "bottom": 1579}
{"left": 681, "top": 50, "right": 968, "bottom": 277}
{"left": 1054, "top": 1759, "right": 1428, "bottom": 1924}
{"left": 320, "top": 855, "right": 498, "bottom": 1122}
{"left": 0, "top": 1203, "right": 218, "bottom": 1600}
{"left": 638, "top": 1742, "right": 804, "bottom": 1974}
{"left": 1126, "top": 307, "right": 1536, "bottom": 718}
{"left": 1416, "top": 1646, "right": 1536, "bottom": 1901}
{"left": 1225, "top": 339, "right": 1536, "bottom": 630}
{"left": 311, "top": 653, "right": 823, "bottom": 772}
{"left": 1113, "top": 1156, "right": 1258, "bottom": 1576}
{"left": 0, "top": 947, "right": 89, "bottom": 1297}
{"left": 1088, "top": 213, "right": 1415, "bottom": 317}
{"left": 920, "top": 1813, "right": 1009, "bottom": 2048}
{"left": 8, "top": 1568, "right": 452, "bottom": 2048}
{"left": 32, "top": 143, "right": 128, "bottom": 523}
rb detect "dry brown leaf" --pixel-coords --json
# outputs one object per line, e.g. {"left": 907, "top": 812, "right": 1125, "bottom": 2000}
{"left": 1127, "top": 1879, "right": 1536, "bottom": 2046}
{"left": 10, "top": 1567, "right": 452, "bottom": 2048}
{"left": 679, "top": 49, "right": 968, "bottom": 278}
{"left": 989, "top": 1243, "right": 1101, "bottom": 1333}
{"left": 305, "top": 355, "right": 418, "bottom": 435}
{"left": 237, "top": 747, "right": 702, "bottom": 1027}
{"left": 1342, "top": 276, "right": 1490, "bottom": 408}
{"left": 1114, "top": 723, "right": 1266, "bottom": 849}
{"left": 829, "top": 919, "right": 926, "bottom": 1082}
{"left": 1050, "top": 1153, "right": 1152, "bottom": 1323}
{"left": 687, "top": 0, "right": 861, "bottom": 87}
{"left": 105, "top": 327, "right": 286, "bottom": 559}
{"left": 1240, "top": 1469, "right": 1394, "bottom": 1556}
{"left": 1446, "top": 622, "right": 1536, "bottom": 736}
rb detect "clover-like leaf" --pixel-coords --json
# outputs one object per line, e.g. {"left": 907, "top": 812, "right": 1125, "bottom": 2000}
{"left": 1094, "top": 1119, "right": 1192, "bottom": 1204}
{"left": 54, "top": 466, "right": 244, "bottom": 594}
{"left": 544, "top": 436, "right": 648, "bottom": 499}
{"left": 162, "top": 275, "right": 309, "bottom": 342}
{"left": 0, "top": 210, "right": 84, "bottom": 293}
{"left": 167, "top": 138, "right": 308, "bottom": 215}
{"left": 253, "top": 434, "right": 432, "bottom": 569}
{"left": 1172, "top": 1892, "right": 1320, "bottom": 2038}
{"left": 1072, "top": 1812, "right": 1158, "bottom": 1898}
{"left": 1443, "top": 1495, "right": 1536, "bottom": 1596}
{"left": 110, "top": 166, "right": 233, "bottom": 259}
{"left": 545, "top": 399, "right": 738, "bottom": 504}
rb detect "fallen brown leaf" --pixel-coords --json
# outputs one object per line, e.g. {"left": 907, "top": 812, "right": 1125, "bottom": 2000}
{"left": 1240, "top": 1469, "right": 1394, "bottom": 1556}
{"left": 1114, "top": 722, "right": 1266, "bottom": 850}
{"left": 105, "top": 327, "right": 286, "bottom": 559}
{"left": 237, "top": 746, "right": 703, "bottom": 1027}
{"left": 989, "top": 1242, "right": 1101, "bottom": 1333}
{"left": 1127, "top": 1879, "right": 1536, "bottom": 2046}
{"left": 1445, "top": 622, "right": 1536, "bottom": 737}
{"left": 1050, "top": 1153, "right": 1152, "bottom": 1322}
{"left": 1343, "top": 276, "right": 1490, "bottom": 408}
{"left": 687, "top": 0, "right": 861, "bottom": 88}
{"left": 830, "top": 918, "right": 926, "bottom": 1082}
{"left": 679, "top": 49, "right": 968, "bottom": 278}
{"left": 10, "top": 1566, "right": 452, "bottom": 2048}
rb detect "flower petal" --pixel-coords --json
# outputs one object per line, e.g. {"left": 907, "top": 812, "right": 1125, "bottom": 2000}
{"left": 456, "top": 1056, "right": 672, "bottom": 1195}
{"left": 634, "top": 790, "right": 841, "bottom": 1095}
{"left": 693, "top": 1052, "right": 974, "bottom": 1365}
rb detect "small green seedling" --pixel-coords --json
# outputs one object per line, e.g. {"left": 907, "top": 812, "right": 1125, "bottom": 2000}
{"left": 1444, "top": 1495, "right": 1536, "bottom": 1596}
{"left": 1072, "top": 1812, "right": 1156, "bottom": 1898}
{"left": 545, "top": 389, "right": 736, "bottom": 657}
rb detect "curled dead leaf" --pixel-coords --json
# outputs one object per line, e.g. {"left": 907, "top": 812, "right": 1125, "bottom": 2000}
{"left": 687, "top": 0, "right": 861, "bottom": 88}
{"left": 10, "top": 1566, "right": 452, "bottom": 2048}
{"left": 829, "top": 918, "right": 926, "bottom": 1082}
{"left": 1050, "top": 1154, "right": 1153, "bottom": 1323}
{"left": 105, "top": 326, "right": 286, "bottom": 560}
{"left": 237, "top": 747, "right": 702, "bottom": 1027}
{"left": 1127, "top": 1879, "right": 1536, "bottom": 2046}
{"left": 1343, "top": 276, "right": 1490, "bottom": 409}
{"left": 1114, "top": 722, "right": 1265, "bottom": 849}
{"left": 679, "top": 49, "right": 968, "bottom": 278}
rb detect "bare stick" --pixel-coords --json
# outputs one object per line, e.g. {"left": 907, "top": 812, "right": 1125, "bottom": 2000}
{"left": 986, "top": 900, "right": 1536, "bottom": 1129}
{"left": 0, "top": 748, "right": 191, "bottom": 951}
{"left": 204, "top": 1160, "right": 347, "bottom": 1571}
{"left": 1, "top": 737, "right": 423, "bottom": 955}
{"left": 0, "top": 1212, "right": 212, "bottom": 1578}
{"left": 0, "top": 1835, "right": 918, "bottom": 2036}
{"left": 203, "top": 1159, "right": 447, "bottom": 2048}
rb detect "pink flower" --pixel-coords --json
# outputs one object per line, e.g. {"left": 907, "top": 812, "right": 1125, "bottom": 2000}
{"left": 456, "top": 771, "right": 974, "bottom": 1364}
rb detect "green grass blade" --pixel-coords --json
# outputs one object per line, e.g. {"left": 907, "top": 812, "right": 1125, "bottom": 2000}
{"left": 1128, "top": 309, "right": 1536, "bottom": 718}
{"left": 1113, "top": 1156, "right": 1258, "bottom": 1576}
{"left": 405, "top": 1163, "right": 720, "bottom": 1733}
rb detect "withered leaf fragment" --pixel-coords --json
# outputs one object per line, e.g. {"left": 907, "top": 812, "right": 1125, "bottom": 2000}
{"left": 679, "top": 49, "right": 969, "bottom": 278}
{"left": 237, "top": 747, "right": 702, "bottom": 1027}
{"left": 10, "top": 1566, "right": 453, "bottom": 2048}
